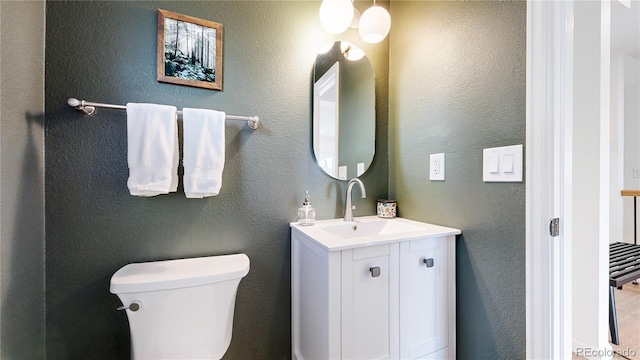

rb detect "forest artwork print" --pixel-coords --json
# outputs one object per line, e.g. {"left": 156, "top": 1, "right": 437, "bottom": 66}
{"left": 157, "top": 9, "right": 223, "bottom": 90}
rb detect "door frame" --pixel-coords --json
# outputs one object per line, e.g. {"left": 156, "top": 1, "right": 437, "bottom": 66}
{"left": 527, "top": 1, "right": 614, "bottom": 358}
{"left": 525, "top": 1, "right": 574, "bottom": 358}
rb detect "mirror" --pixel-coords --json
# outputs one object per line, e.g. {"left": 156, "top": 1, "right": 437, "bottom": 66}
{"left": 313, "top": 41, "right": 375, "bottom": 180}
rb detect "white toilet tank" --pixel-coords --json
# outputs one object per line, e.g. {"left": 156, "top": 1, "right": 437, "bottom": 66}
{"left": 110, "top": 254, "right": 250, "bottom": 360}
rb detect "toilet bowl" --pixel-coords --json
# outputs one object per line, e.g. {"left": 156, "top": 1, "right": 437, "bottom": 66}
{"left": 110, "top": 254, "right": 250, "bottom": 360}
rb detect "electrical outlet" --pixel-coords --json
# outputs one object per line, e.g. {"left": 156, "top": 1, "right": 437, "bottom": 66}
{"left": 430, "top": 153, "right": 445, "bottom": 181}
{"left": 634, "top": 168, "right": 640, "bottom": 178}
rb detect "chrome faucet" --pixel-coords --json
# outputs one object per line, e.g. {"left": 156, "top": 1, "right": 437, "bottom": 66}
{"left": 344, "top": 178, "right": 366, "bottom": 222}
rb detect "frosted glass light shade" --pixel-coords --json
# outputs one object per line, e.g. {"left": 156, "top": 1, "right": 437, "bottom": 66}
{"left": 319, "top": 0, "right": 354, "bottom": 35}
{"left": 358, "top": 4, "right": 391, "bottom": 43}
{"left": 349, "top": 8, "right": 361, "bottom": 29}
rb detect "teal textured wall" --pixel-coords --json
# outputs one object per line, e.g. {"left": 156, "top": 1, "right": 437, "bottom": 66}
{"left": 0, "top": 1, "right": 46, "bottom": 358}
{"left": 389, "top": 2, "right": 526, "bottom": 358}
{"left": 44, "top": 1, "right": 388, "bottom": 359}
{"left": 44, "top": 1, "right": 527, "bottom": 358}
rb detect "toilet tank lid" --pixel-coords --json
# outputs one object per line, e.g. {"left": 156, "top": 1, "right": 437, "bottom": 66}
{"left": 109, "top": 254, "right": 250, "bottom": 294}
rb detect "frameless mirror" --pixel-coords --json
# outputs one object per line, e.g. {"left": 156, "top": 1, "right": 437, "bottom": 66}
{"left": 313, "top": 41, "right": 375, "bottom": 180}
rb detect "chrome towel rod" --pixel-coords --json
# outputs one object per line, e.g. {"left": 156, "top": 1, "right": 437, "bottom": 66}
{"left": 67, "top": 98, "right": 259, "bottom": 130}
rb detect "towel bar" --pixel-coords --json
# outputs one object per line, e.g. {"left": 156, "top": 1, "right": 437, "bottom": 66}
{"left": 67, "top": 98, "right": 260, "bottom": 130}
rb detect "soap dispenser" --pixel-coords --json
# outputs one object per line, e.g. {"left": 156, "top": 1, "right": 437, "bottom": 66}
{"left": 297, "top": 191, "right": 316, "bottom": 226}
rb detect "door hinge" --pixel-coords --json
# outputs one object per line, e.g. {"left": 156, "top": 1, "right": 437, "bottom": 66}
{"left": 549, "top": 218, "right": 560, "bottom": 237}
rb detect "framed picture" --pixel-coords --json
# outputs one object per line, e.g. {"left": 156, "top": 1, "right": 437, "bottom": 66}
{"left": 157, "top": 9, "right": 223, "bottom": 90}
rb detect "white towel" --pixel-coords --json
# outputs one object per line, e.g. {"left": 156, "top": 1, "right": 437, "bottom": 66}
{"left": 126, "top": 103, "right": 179, "bottom": 197}
{"left": 182, "top": 108, "right": 226, "bottom": 198}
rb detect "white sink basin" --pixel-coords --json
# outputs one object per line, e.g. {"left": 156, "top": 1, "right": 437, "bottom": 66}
{"left": 320, "top": 219, "right": 426, "bottom": 239}
{"left": 291, "top": 216, "right": 461, "bottom": 251}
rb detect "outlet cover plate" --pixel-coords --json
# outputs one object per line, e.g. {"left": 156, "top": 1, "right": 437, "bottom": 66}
{"left": 430, "top": 153, "right": 445, "bottom": 181}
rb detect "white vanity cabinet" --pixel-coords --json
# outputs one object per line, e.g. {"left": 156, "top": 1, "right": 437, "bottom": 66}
{"left": 291, "top": 217, "right": 459, "bottom": 360}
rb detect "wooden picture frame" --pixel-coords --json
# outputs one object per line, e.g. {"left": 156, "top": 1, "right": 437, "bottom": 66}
{"left": 157, "top": 9, "right": 223, "bottom": 90}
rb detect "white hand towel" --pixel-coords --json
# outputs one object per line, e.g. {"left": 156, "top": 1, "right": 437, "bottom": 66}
{"left": 126, "top": 103, "right": 179, "bottom": 197}
{"left": 182, "top": 108, "right": 226, "bottom": 198}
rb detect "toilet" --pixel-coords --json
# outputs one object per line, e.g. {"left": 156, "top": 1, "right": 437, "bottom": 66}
{"left": 110, "top": 254, "right": 250, "bottom": 360}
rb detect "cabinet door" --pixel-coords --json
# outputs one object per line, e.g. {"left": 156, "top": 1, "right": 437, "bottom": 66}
{"left": 400, "top": 237, "right": 447, "bottom": 359}
{"left": 341, "top": 244, "right": 399, "bottom": 360}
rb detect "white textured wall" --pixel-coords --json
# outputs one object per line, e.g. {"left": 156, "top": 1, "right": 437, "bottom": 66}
{"left": 610, "top": 54, "right": 624, "bottom": 247}
{"left": 623, "top": 56, "right": 640, "bottom": 244}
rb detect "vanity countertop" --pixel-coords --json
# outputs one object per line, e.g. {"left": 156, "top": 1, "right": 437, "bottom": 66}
{"left": 290, "top": 216, "right": 461, "bottom": 251}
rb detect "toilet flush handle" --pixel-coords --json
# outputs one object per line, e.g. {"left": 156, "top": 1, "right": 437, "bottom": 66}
{"left": 117, "top": 301, "right": 141, "bottom": 312}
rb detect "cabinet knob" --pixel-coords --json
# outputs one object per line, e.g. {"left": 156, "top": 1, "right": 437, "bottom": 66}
{"left": 423, "top": 258, "right": 434, "bottom": 268}
{"left": 369, "top": 267, "right": 381, "bottom": 277}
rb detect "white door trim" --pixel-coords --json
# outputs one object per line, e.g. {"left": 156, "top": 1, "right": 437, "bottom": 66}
{"left": 526, "top": 1, "right": 574, "bottom": 358}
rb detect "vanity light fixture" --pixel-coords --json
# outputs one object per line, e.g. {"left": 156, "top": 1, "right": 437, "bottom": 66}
{"left": 358, "top": 0, "right": 391, "bottom": 44}
{"left": 349, "top": 7, "right": 361, "bottom": 29}
{"left": 319, "top": 0, "right": 354, "bottom": 35}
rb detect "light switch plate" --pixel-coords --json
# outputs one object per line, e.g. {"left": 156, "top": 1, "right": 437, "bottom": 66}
{"left": 430, "top": 153, "right": 445, "bottom": 181}
{"left": 483, "top": 145, "right": 523, "bottom": 182}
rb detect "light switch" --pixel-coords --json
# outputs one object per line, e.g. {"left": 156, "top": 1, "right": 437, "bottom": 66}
{"left": 489, "top": 156, "right": 499, "bottom": 173}
{"left": 357, "top": 162, "right": 365, "bottom": 176}
{"left": 483, "top": 144, "right": 523, "bottom": 182}
{"left": 502, "top": 154, "right": 514, "bottom": 173}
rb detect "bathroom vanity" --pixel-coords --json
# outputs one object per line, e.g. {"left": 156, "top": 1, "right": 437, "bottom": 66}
{"left": 291, "top": 216, "right": 461, "bottom": 360}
